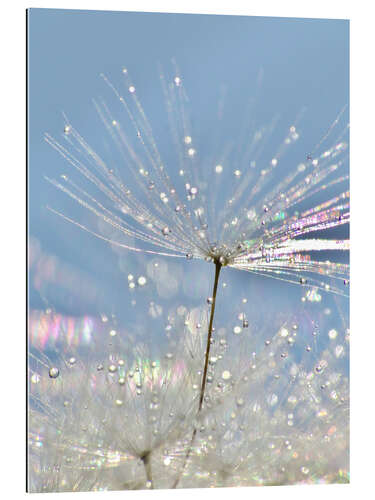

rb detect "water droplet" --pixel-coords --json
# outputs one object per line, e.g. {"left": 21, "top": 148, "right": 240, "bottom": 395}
{"left": 328, "top": 329, "right": 338, "bottom": 340}
{"left": 128, "top": 85, "right": 135, "bottom": 93}
{"left": 215, "top": 164, "right": 223, "bottom": 174}
{"left": 165, "top": 353, "right": 173, "bottom": 360}
{"left": 31, "top": 373, "right": 40, "bottom": 384}
{"left": 271, "top": 158, "right": 278, "bottom": 166}
{"left": 174, "top": 76, "right": 181, "bottom": 86}
{"left": 49, "top": 367, "right": 59, "bottom": 379}
{"left": 236, "top": 398, "right": 244, "bottom": 407}
{"left": 188, "top": 148, "right": 196, "bottom": 157}
{"left": 280, "top": 327, "right": 289, "bottom": 337}
{"left": 108, "top": 364, "right": 117, "bottom": 373}
{"left": 97, "top": 364, "right": 104, "bottom": 371}
{"left": 109, "top": 329, "right": 117, "bottom": 337}
{"left": 221, "top": 370, "right": 232, "bottom": 380}
{"left": 189, "top": 186, "right": 198, "bottom": 195}
{"left": 314, "top": 361, "right": 327, "bottom": 374}
{"left": 242, "top": 319, "right": 249, "bottom": 328}
{"left": 145, "top": 480, "right": 152, "bottom": 489}
{"left": 233, "top": 326, "right": 242, "bottom": 335}
{"left": 301, "top": 466, "right": 309, "bottom": 475}
{"left": 184, "top": 135, "right": 192, "bottom": 144}
{"left": 299, "top": 277, "right": 307, "bottom": 285}
{"left": 115, "top": 399, "right": 123, "bottom": 406}
{"left": 138, "top": 276, "right": 147, "bottom": 286}
{"left": 68, "top": 357, "right": 76, "bottom": 365}
{"left": 162, "top": 226, "right": 170, "bottom": 236}
{"left": 267, "top": 393, "right": 278, "bottom": 406}
{"left": 234, "top": 169, "right": 241, "bottom": 177}
{"left": 64, "top": 125, "right": 71, "bottom": 134}
{"left": 118, "top": 377, "right": 126, "bottom": 385}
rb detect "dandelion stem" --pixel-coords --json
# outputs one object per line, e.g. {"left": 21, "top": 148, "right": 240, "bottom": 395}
{"left": 199, "top": 261, "right": 222, "bottom": 411}
{"left": 141, "top": 452, "right": 153, "bottom": 489}
{"left": 173, "top": 261, "right": 222, "bottom": 488}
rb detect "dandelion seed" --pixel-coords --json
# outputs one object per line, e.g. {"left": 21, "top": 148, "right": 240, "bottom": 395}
{"left": 39, "top": 62, "right": 349, "bottom": 492}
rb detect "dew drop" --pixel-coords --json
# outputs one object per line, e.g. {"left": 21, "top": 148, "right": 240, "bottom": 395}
{"left": 162, "top": 227, "right": 170, "bottom": 236}
{"left": 174, "top": 76, "right": 181, "bottom": 86}
{"left": 64, "top": 125, "right": 71, "bottom": 134}
{"left": 108, "top": 364, "right": 117, "bottom": 373}
{"left": 184, "top": 135, "right": 192, "bottom": 144}
{"left": 128, "top": 85, "right": 135, "bottom": 93}
{"left": 68, "top": 357, "right": 76, "bottom": 365}
{"left": 31, "top": 373, "right": 40, "bottom": 384}
{"left": 49, "top": 367, "right": 59, "bottom": 379}
{"left": 215, "top": 164, "right": 223, "bottom": 174}
{"left": 299, "top": 277, "right": 307, "bottom": 285}
{"left": 222, "top": 370, "right": 232, "bottom": 380}
{"left": 138, "top": 276, "right": 147, "bottom": 286}
{"left": 234, "top": 169, "right": 241, "bottom": 177}
{"left": 328, "top": 329, "right": 338, "bottom": 340}
{"left": 233, "top": 326, "right": 242, "bottom": 335}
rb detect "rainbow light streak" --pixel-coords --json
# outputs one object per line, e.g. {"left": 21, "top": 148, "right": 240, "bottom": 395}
{"left": 29, "top": 310, "right": 95, "bottom": 349}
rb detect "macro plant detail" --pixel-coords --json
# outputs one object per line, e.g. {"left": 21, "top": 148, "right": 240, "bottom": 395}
{"left": 29, "top": 62, "right": 349, "bottom": 492}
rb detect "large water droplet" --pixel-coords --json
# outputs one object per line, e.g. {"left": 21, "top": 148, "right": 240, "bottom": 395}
{"left": 49, "top": 367, "right": 59, "bottom": 379}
